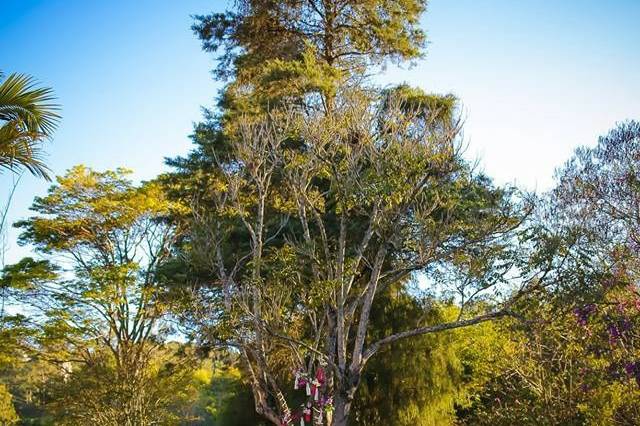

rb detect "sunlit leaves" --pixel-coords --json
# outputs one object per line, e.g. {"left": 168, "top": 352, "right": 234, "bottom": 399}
{"left": 15, "top": 166, "right": 185, "bottom": 254}
{"left": 0, "top": 71, "right": 60, "bottom": 180}
{"left": 0, "top": 383, "right": 18, "bottom": 425}
{"left": 3, "top": 165, "right": 186, "bottom": 423}
{"left": 0, "top": 257, "right": 58, "bottom": 291}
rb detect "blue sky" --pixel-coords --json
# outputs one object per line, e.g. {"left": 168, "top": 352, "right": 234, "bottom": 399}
{"left": 1, "top": 0, "right": 639, "bottom": 263}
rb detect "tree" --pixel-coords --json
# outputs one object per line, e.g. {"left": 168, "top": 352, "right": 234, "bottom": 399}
{"left": 460, "top": 121, "right": 640, "bottom": 426}
{"left": 351, "top": 285, "right": 505, "bottom": 426}
{"left": 168, "top": 2, "right": 545, "bottom": 424}
{"left": 0, "top": 71, "right": 60, "bottom": 180}
{"left": 4, "top": 166, "right": 193, "bottom": 424}
{"left": 550, "top": 120, "right": 640, "bottom": 276}
{"left": 540, "top": 121, "right": 640, "bottom": 424}
{"left": 165, "top": 88, "right": 534, "bottom": 425}
{"left": 193, "top": 0, "right": 427, "bottom": 116}
{"left": 44, "top": 344, "right": 202, "bottom": 425}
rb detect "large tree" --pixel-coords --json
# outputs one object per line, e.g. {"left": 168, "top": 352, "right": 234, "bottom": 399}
{"left": 4, "top": 166, "right": 194, "bottom": 424}
{"left": 166, "top": 89, "right": 537, "bottom": 425}
{"left": 162, "top": 1, "right": 546, "bottom": 425}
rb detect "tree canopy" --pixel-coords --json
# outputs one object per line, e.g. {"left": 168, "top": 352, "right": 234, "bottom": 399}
{"left": 4, "top": 166, "right": 195, "bottom": 424}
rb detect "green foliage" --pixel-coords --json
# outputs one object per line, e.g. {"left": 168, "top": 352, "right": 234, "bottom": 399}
{"left": 0, "top": 258, "right": 57, "bottom": 291}
{"left": 0, "top": 357, "right": 57, "bottom": 425}
{"left": 45, "top": 345, "right": 202, "bottom": 425}
{"left": 0, "top": 258, "right": 45, "bottom": 371}
{"left": 0, "top": 71, "right": 60, "bottom": 180}
{"left": 199, "top": 362, "right": 267, "bottom": 426}
{"left": 0, "top": 314, "right": 35, "bottom": 371}
{"left": 0, "top": 383, "right": 18, "bottom": 425}
{"left": 2, "top": 166, "right": 196, "bottom": 424}
{"left": 460, "top": 291, "right": 640, "bottom": 426}
{"left": 459, "top": 303, "right": 587, "bottom": 426}
{"left": 193, "top": 0, "right": 428, "bottom": 116}
{"left": 352, "top": 287, "right": 505, "bottom": 425}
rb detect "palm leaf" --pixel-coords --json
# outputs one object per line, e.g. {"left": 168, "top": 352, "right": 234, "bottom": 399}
{"left": 0, "top": 122, "right": 51, "bottom": 180}
{"left": 0, "top": 72, "right": 61, "bottom": 136}
{"left": 0, "top": 71, "right": 60, "bottom": 180}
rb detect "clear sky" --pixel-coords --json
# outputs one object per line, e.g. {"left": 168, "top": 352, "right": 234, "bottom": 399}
{"left": 1, "top": 0, "right": 639, "bottom": 264}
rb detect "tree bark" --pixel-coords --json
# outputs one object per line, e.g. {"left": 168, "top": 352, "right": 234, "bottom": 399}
{"left": 332, "top": 394, "right": 351, "bottom": 426}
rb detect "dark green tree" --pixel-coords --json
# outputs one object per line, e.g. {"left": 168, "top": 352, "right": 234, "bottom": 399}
{"left": 193, "top": 0, "right": 427, "bottom": 114}
{"left": 351, "top": 285, "right": 504, "bottom": 426}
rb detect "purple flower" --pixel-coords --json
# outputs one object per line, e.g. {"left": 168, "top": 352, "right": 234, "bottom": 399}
{"left": 619, "top": 317, "right": 632, "bottom": 332}
{"left": 623, "top": 361, "right": 640, "bottom": 386}
{"left": 574, "top": 304, "right": 597, "bottom": 326}
{"left": 607, "top": 323, "right": 621, "bottom": 344}
{"left": 624, "top": 362, "right": 636, "bottom": 376}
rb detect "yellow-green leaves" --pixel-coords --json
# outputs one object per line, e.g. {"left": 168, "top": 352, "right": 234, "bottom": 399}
{"left": 0, "top": 258, "right": 57, "bottom": 291}
{"left": 17, "top": 166, "right": 182, "bottom": 252}
{"left": 0, "top": 384, "right": 18, "bottom": 425}
{"left": 6, "top": 165, "right": 183, "bottom": 422}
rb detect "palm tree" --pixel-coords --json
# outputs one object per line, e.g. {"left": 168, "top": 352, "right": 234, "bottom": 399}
{"left": 0, "top": 71, "right": 60, "bottom": 180}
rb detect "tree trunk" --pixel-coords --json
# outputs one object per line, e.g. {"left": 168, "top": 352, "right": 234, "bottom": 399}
{"left": 332, "top": 393, "right": 352, "bottom": 426}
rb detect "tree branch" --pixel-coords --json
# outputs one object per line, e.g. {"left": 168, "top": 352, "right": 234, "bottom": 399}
{"left": 361, "top": 310, "right": 511, "bottom": 365}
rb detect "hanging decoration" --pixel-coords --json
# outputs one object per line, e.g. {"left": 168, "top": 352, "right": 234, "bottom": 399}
{"left": 282, "top": 366, "right": 333, "bottom": 426}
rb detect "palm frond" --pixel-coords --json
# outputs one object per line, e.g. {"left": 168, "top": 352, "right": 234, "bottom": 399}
{"left": 0, "top": 71, "right": 60, "bottom": 180}
{"left": 0, "top": 122, "right": 51, "bottom": 180}
{"left": 0, "top": 72, "right": 61, "bottom": 136}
